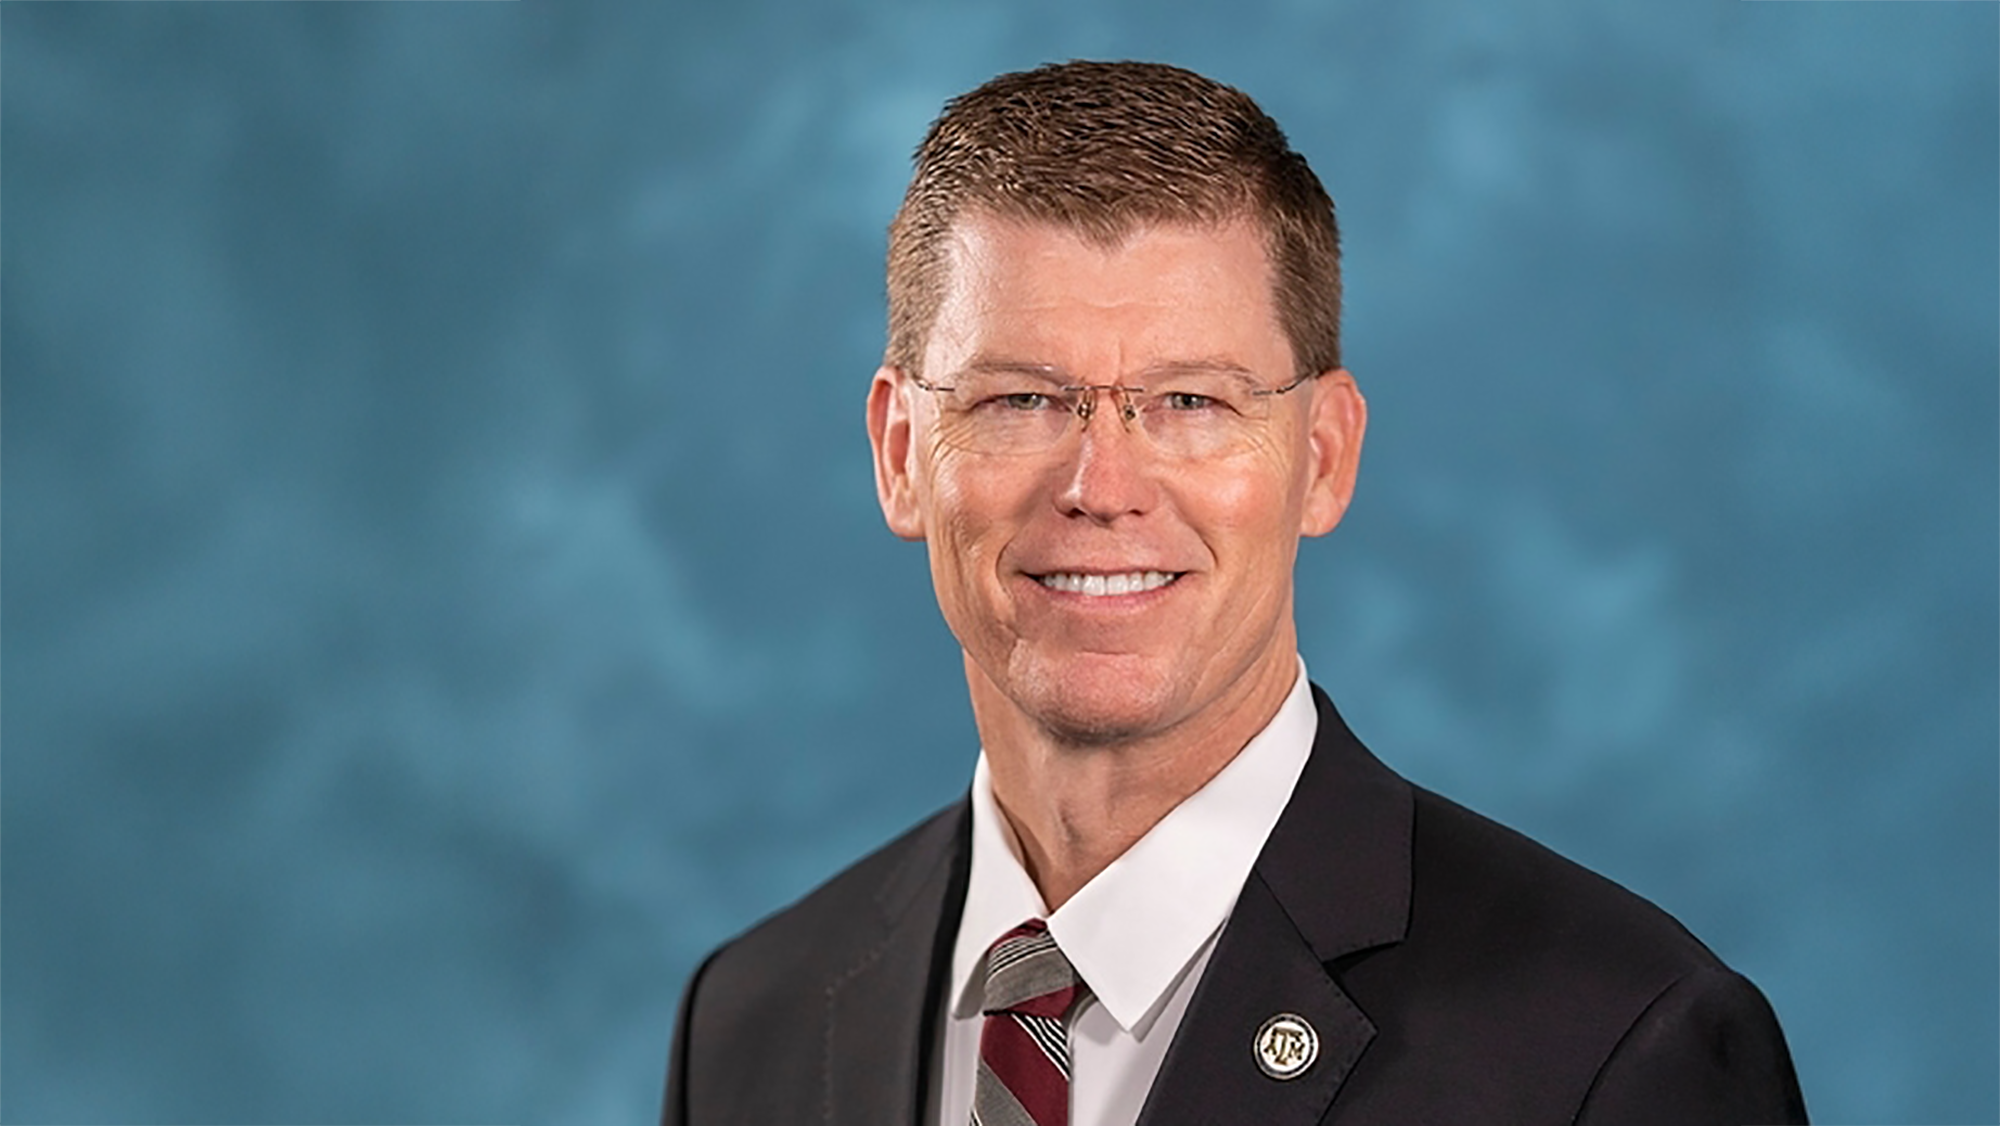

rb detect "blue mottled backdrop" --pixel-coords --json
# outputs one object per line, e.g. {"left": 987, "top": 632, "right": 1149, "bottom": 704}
{"left": 5, "top": 3, "right": 1994, "bottom": 1123}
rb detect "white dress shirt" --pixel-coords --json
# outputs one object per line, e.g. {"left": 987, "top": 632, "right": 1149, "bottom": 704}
{"left": 932, "top": 660, "right": 1319, "bottom": 1126}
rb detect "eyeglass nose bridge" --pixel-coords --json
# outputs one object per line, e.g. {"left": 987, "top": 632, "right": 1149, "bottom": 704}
{"left": 1064, "top": 383, "right": 1143, "bottom": 428}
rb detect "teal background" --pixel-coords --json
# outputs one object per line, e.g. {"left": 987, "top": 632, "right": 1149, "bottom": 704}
{"left": 5, "top": 3, "right": 1995, "bottom": 1123}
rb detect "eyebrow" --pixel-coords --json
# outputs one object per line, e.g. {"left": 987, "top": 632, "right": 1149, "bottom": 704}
{"left": 950, "top": 358, "right": 1066, "bottom": 381}
{"left": 948, "top": 357, "right": 1264, "bottom": 383}
{"left": 1139, "top": 359, "right": 1262, "bottom": 381}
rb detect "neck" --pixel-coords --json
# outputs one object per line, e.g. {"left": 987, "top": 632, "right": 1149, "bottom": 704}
{"left": 968, "top": 644, "right": 1299, "bottom": 911}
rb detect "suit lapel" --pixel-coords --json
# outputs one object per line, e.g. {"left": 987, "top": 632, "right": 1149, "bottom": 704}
{"left": 821, "top": 802, "right": 971, "bottom": 1126}
{"left": 1136, "top": 686, "right": 1414, "bottom": 1126}
{"left": 1134, "top": 869, "right": 1377, "bottom": 1126}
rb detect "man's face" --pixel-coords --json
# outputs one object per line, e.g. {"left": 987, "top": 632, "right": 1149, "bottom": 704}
{"left": 867, "top": 212, "right": 1365, "bottom": 745}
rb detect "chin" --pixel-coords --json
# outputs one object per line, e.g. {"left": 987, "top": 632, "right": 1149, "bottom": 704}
{"left": 1008, "top": 653, "right": 1185, "bottom": 748}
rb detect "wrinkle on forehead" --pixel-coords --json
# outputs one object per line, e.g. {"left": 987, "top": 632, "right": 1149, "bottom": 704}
{"left": 927, "top": 212, "right": 1293, "bottom": 381}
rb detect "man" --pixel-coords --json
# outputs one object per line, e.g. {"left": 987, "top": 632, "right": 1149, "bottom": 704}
{"left": 664, "top": 61, "right": 1807, "bottom": 1126}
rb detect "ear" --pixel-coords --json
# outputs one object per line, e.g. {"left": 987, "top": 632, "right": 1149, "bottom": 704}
{"left": 1299, "top": 369, "right": 1367, "bottom": 537}
{"left": 867, "top": 365, "right": 927, "bottom": 540}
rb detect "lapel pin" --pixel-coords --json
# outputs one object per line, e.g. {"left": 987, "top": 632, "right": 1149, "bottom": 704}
{"left": 1254, "top": 1012, "right": 1319, "bottom": 1079}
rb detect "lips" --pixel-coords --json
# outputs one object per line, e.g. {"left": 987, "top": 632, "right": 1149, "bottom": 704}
{"left": 1034, "top": 570, "right": 1182, "bottom": 596}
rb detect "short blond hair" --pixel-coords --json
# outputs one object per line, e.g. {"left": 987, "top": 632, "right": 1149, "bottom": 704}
{"left": 885, "top": 60, "right": 1342, "bottom": 377}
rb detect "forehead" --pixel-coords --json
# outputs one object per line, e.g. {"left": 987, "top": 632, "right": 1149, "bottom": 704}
{"left": 928, "top": 212, "right": 1291, "bottom": 374}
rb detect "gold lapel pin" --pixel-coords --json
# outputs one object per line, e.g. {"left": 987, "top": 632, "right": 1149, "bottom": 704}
{"left": 1254, "top": 1012, "right": 1319, "bottom": 1079}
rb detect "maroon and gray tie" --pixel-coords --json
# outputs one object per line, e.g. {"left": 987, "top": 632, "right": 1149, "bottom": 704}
{"left": 973, "top": 918, "right": 1091, "bottom": 1126}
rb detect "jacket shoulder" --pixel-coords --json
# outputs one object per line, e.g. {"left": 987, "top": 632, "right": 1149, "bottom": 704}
{"left": 1329, "top": 783, "right": 1803, "bottom": 1121}
{"left": 698, "top": 800, "right": 967, "bottom": 1013}
{"left": 665, "top": 802, "right": 968, "bottom": 1126}
{"left": 1402, "top": 785, "right": 1724, "bottom": 989}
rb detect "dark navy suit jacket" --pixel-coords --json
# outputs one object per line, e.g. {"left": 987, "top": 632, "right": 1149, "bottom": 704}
{"left": 664, "top": 686, "right": 1808, "bottom": 1125}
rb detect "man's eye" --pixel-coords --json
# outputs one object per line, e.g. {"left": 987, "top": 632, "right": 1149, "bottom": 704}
{"left": 1162, "top": 391, "right": 1222, "bottom": 412}
{"left": 984, "top": 392, "right": 1059, "bottom": 411}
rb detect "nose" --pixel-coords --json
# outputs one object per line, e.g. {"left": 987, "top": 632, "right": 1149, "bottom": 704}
{"left": 1052, "top": 396, "right": 1159, "bottom": 523}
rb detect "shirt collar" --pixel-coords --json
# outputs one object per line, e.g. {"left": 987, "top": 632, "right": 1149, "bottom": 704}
{"left": 950, "top": 659, "right": 1319, "bottom": 1035}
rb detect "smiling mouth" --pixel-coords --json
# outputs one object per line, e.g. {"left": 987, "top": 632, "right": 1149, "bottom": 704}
{"left": 1034, "top": 571, "right": 1183, "bottom": 597}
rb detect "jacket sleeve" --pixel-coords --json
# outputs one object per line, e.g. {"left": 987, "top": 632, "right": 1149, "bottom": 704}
{"left": 1575, "top": 965, "right": 1809, "bottom": 1125}
{"left": 661, "top": 949, "right": 720, "bottom": 1126}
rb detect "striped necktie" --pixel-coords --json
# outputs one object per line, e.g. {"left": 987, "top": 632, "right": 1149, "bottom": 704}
{"left": 972, "top": 918, "right": 1090, "bottom": 1126}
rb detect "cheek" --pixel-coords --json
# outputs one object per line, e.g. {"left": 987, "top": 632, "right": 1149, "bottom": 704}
{"left": 1196, "top": 456, "right": 1306, "bottom": 548}
{"left": 924, "top": 457, "right": 1035, "bottom": 585}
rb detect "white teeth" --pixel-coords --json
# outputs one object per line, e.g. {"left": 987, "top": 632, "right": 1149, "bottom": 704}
{"left": 1037, "top": 571, "right": 1178, "bottom": 596}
